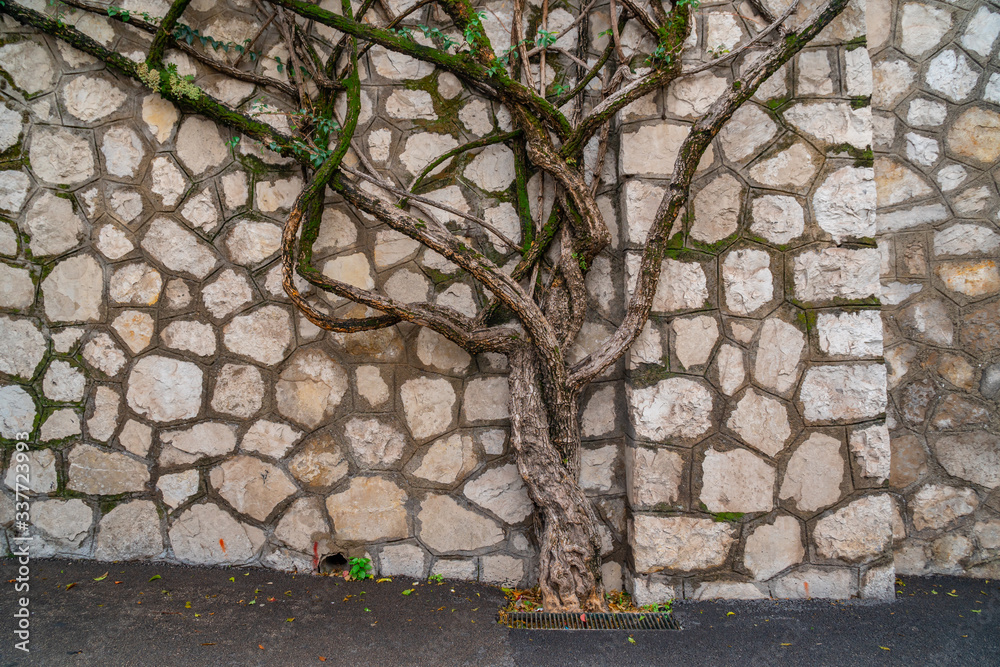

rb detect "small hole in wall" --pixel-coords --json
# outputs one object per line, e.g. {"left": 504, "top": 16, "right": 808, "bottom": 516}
{"left": 318, "top": 553, "right": 348, "bottom": 574}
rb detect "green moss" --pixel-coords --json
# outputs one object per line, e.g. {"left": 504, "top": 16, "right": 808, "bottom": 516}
{"left": 844, "top": 35, "right": 868, "bottom": 51}
{"left": 830, "top": 143, "right": 874, "bottom": 168}
{"left": 630, "top": 365, "right": 675, "bottom": 389}
{"left": 850, "top": 96, "right": 871, "bottom": 109}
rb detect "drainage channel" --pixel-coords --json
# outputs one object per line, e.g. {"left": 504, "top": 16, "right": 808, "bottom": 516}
{"left": 498, "top": 611, "right": 681, "bottom": 630}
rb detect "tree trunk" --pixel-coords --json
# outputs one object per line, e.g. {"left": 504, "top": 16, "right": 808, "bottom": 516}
{"left": 508, "top": 344, "right": 606, "bottom": 611}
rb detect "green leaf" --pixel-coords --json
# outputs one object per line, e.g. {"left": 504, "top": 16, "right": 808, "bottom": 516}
{"left": 149, "top": 574, "right": 161, "bottom": 581}
{"left": 402, "top": 589, "right": 414, "bottom": 596}
{"left": 94, "top": 572, "right": 108, "bottom": 581}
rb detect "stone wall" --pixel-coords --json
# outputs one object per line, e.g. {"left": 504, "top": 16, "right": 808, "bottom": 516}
{"left": 0, "top": 0, "right": 981, "bottom": 602}
{"left": 620, "top": 0, "right": 895, "bottom": 603}
{"left": 870, "top": 0, "right": 1000, "bottom": 578}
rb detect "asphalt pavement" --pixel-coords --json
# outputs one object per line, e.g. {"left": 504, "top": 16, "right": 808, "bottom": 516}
{"left": 0, "top": 558, "right": 996, "bottom": 666}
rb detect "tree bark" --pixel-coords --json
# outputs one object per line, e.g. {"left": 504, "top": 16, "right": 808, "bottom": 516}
{"left": 508, "top": 345, "right": 605, "bottom": 611}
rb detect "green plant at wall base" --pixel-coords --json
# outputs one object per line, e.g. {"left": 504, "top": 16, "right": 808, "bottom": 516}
{"left": 348, "top": 557, "right": 373, "bottom": 580}
{"left": 639, "top": 600, "right": 673, "bottom": 613}
{"left": 428, "top": 574, "right": 444, "bottom": 584}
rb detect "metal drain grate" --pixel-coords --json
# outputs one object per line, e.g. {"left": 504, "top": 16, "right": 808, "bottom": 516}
{"left": 498, "top": 610, "right": 680, "bottom": 630}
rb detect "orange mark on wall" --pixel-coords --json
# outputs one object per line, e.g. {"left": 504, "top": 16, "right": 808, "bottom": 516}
{"left": 219, "top": 538, "right": 227, "bottom": 553}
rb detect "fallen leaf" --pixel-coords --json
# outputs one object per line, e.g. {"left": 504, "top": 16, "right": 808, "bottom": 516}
{"left": 627, "top": 637, "right": 636, "bottom": 644}
{"left": 880, "top": 647, "right": 890, "bottom": 651}
{"left": 185, "top": 601, "right": 191, "bottom": 608}
{"left": 149, "top": 575, "right": 162, "bottom": 582}
{"left": 377, "top": 578, "right": 392, "bottom": 583}
{"left": 66, "top": 583, "right": 77, "bottom": 590}
{"left": 781, "top": 643, "right": 791, "bottom": 646}
{"left": 94, "top": 572, "right": 109, "bottom": 582}
{"left": 319, "top": 658, "right": 327, "bottom": 662}
{"left": 287, "top": 618, "right": 295, "bottom": 622}
{"left": 259, "top": 645, "right": 265, "bottom": 650}
{"left": 200, "top": 643, "right": 215, "bottom": 646}
{"left": 726, "top": 611, "right": 735, "bottom": 616}
{"left": 114, "top": 581, "right": 123, "bottom": 585}
{"left": 402, "top": 589, "right": 415, "bottom": 596}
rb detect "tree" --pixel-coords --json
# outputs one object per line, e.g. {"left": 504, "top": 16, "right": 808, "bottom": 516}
{"left": 2, "top": 0, "right": 849, "bottom": 611}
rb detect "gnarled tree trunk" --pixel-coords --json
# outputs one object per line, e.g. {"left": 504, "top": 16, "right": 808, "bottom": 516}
{"left": 508, "top": 345, "right": 605, "bottom": 611}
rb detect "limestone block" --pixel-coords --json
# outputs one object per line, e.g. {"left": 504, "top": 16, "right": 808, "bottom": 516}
{"left": 793, "top": 248, "right": 880, "bottom": 303}
{"left": 201, "top": 269, "right": 252, "bottom": 319}
{"left": 621, "top": 123, "right": 713, "bottom": 176}
{"left": 61, "top": 75, "right": 127, "bottom": 123}
{"left": 398, "top": 132, "right": 459, "bottom": 176}
{"left": 748, "top": 142, "right": 820, "bottom": 190}
{"left": 380, "top": 543, "right": 429, "bottom": 578}
{"left": 211, "top": 456, "right": 297, "bottom": 522}
{"left": 111, "top": 310, "right": 154, "bottom": 354}
{"left": 771, "top": 566, "right": 855, "bottom": 599}
{"left": 632, "top": 515, "right": 735, "bottom": 573}
{"left": 24, "top": 191, "right": 84, "bottom": 257}
{"left": 169, "top": 503, "right": 265, "bottom": 565}
{"left": 814, "top": 494, "right": 892, "bottom": 563}
{"left": 275, "top": 348, "right": 349, "bottom": 429}
{"left": 816, "top": 310, "right": 882, "bottom": 357}
{"left": 412, "top": 432, "right": 478, "bottom": 485}
{"left": 626, "top": 446, "right": 684, "bottom": 509}
{"left": 925, "top": 50, "right": 979, "bottom": 102}
{"left": 67, "top": 444, "right": 149, "bottom": 495}
{"left": 581, "top": 385, "right": 617, "bottom": 438}
{"left": 256, "top": 177, "right": 302, "bottom": 213}
{"left": 81, "top": 334, "right": 126, "bottom": 379}
{"left": 691, "top": 173, "right": 742, "bottom": 244}
{"left": 149, "top": 155, "right": 188, "bottom": 207}
{"left": 628, "top": 377, "right": 713, "bottom": 442}
{"left": 464, "top": 144, "right": 515, "bottom": 191}
{"left": 899, "top": 3, "right": 952, "bottom": 58}
{"left": 935, "top": 260, "right": 1000, "bottom": 298}
{"left": 95, "top": 224, "right": 134, "bottom": 260}
{"left": 0, "top": 316, "right": 45, "bottom": 381}
{"left": 626, "top": 256, "right": 709, "bottom": 313}
{"left": 783, "top": 102, "right": 871, "bottom": 148}
{"left": 722, "top": 248, "right": 773, "bottom": 316}
{"left": 715, "top": 344, "right": 745, "bottom": 396}
{"left": 118, "top": 420, "right": 151, "bottom": 457}
{"left": 175, "top": 116, "right": 228, "bottom": 175}
{"left": 672, "top": 316, "right": 719, "bottom": 369}
{"left": 288, "top": 431, "right": 349, "bottom": 489}
{"left": 386, "top": 89, "right": 436, "bottom": 120}
{"left": 744, "top": 515, "right": 803, "bottom": 580}
{"left": 223, "top": 305, "right": 293, "bottom": 366}
{"left": 30, "top": 499, "right": 92, "bottom": 557}
{"left": 40, "top": 408, "right": 81, "bottom": 441}
{"left": 779, "top": 433, "right": 844, "bottom": 513}
{"left": 417, "top": 494, "right": 503, "bottom": 553}
{"left": 42, "top": 254, "right": 104, "bottom": 323}
{"left": 141, "top": 94, "right": 178, "bottom": 143}
{"left": 100, "top": 125, "right": 145, "bottom": 178}
{"left": 461, "top": 377, "right": 509, "bottom": 423}
{"left": 623, "top": 179, "right": 666, "bottom": 245}
{"left": 109, "top": 262, "right": 162, "bottom": 306}
{"left": 930, "top": 432, "right": 1000, "bottom": 489}
{"left": 161, "top": 421, "right": 235, "bottom": 464}
{"left": 326, "top": 476, "right": 409, "bottom": 542}
{"left": 718, "top": 104, "right": 777, "bottom": 162}
{"left": 464, "top": 463, "right": 533, "bottom": 523}
{"left": 161, "top": 320, "right": 216, "bottom": 357}
{"left": 4, "top": 449, "right": 57, "bottom": 494}
{"left": 127, "top": 355, "right": 203, "bottom": 423}
{"left": 0, "top": 40, "right": 56, "bottom": 94}
{"left": 95, "top": 500, "right": 163, "bottom": 560}
{"left": 813, "top": 167, "right": 876, "bottom": 243}
{"left": 750, "top": 195, "right": 804, "bottom": 245}
{"left": 700, "top": 447, "right": 775, "bottom": 513}
{"left": 666, "top": 72, "right": 728, "bottom": 118}
{"left": 0, "top": 385, "right": 35, "bottom": 440}
{"left": 849, "top": 423, "right": 890, "bottom": 483}
{"left": 754, "top": 318, "right": 805, "bottom": 394}
{"left": 910, "top": 484, "right": 978, "bottom": 531}
{"left": 225, "top": 220, "right": 281, "bottom": 266}
{"left": 142, "top": 217, "right": 218, "bottom": 280}
{"left": 156, "top": 470, "right": 200, "bottom": 509}
{"left": 432, "top": 558, "right": 478, "bottom": 580}
{"left": 275, "top": 497, "right": 330, "bottom": 553}
{"left": 481, "top": 554, "right": 524, "bottom": 586}
{"left": 29, "top": 126, "right": 95, "bottom": 186}
{"left": 581, "top": 444, "right": 618, "bottom": 493}
{"left": 0, "top": 263, "right": 33, "bottom": 310}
